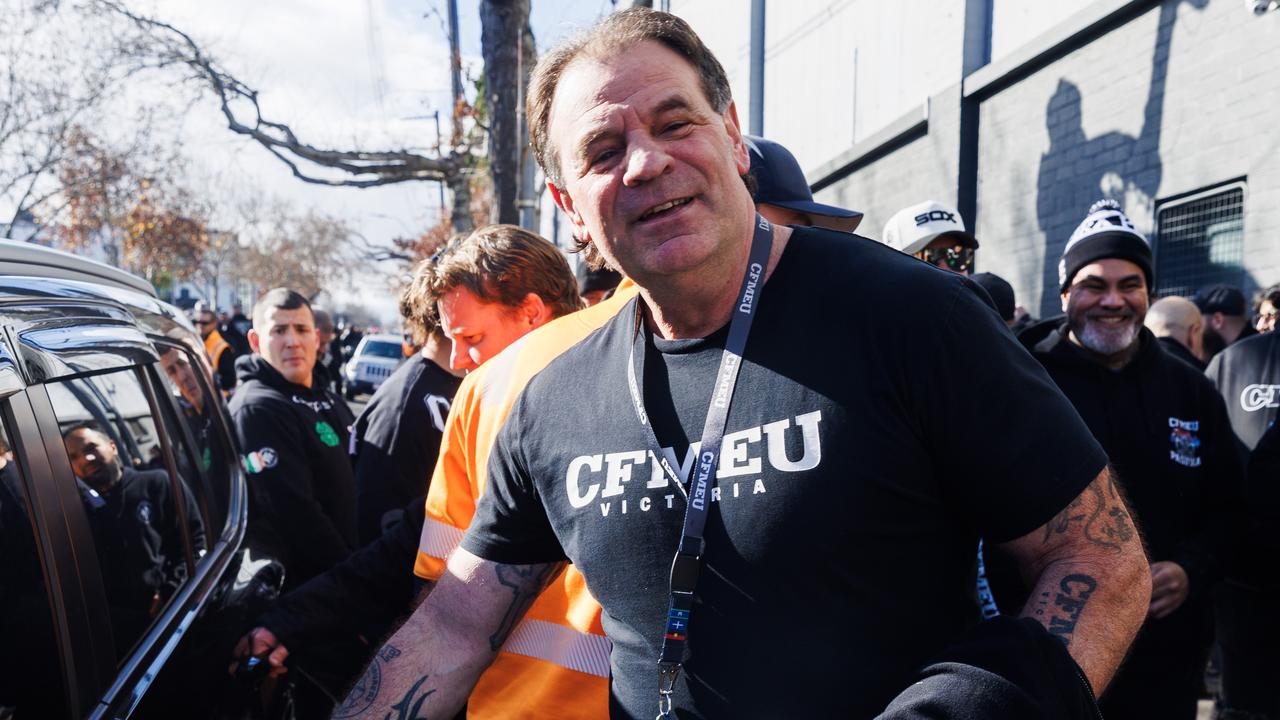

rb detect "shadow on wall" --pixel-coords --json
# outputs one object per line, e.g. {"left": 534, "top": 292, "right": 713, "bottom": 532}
{"left": 1034, "top": 0, "right": 1207, "bottom": 316}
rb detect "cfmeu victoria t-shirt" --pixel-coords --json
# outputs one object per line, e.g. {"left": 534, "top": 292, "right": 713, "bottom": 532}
{"left": 461, "top": 227, "right": 1108, "bottom": 719}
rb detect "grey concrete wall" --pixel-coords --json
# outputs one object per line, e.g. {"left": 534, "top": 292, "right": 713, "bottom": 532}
{"left": 813, "top": 85, "right": 963, "bottom": 242}
{"left": 977, "top": 0, "right": 1280, "bottom": 317}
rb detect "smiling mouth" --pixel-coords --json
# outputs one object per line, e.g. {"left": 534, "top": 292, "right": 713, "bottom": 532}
{"left": 638, "top": 197, "right": 693, "bottom": 222}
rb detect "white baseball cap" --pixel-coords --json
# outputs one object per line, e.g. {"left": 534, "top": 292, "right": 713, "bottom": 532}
{"left": 881, "top": 200, "right": 978, "bottom": 255}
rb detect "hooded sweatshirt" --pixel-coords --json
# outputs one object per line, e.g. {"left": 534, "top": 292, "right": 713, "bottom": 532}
{"left": 230, "top": 355, "right": 357, "bottom": 590}
{"left": 1001, "top": 321, "right": 1242, "bottom": 653}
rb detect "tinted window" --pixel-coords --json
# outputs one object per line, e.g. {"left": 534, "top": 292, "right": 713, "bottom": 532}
{"left": 0, "top": 416, "right": 68, "bottom": 718}
{"left": 46, "top": 368, "right": 206, "bottom": 662}
{"left": 154, "top": 344, "right": 235, "bottom": 537}
{"left": 361, "top": 340, "right": 403, "bottom": 359}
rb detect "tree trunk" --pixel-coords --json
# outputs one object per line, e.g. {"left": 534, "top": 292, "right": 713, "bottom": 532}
{"left": 448, "top": 171, "right": 473, "bottom": 233}
{"left": 480, "top": 0, "right": 530, "bottom": 226}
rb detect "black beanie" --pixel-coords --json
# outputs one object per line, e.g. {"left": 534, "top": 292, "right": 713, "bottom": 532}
{"left": 1057, "top": 199, "right": 1153, "bottom": 293}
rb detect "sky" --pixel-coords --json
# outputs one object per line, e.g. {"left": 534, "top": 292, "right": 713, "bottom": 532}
{"left": 114, "top": 0, "right": 618, "bottom": 324}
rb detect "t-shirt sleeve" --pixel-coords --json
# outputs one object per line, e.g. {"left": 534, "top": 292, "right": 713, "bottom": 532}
{"left": 912, "top": 278, "right": 1108, "bottom": 543}
{"left": 459, "top": 395, "right": 568, "bottom": 565}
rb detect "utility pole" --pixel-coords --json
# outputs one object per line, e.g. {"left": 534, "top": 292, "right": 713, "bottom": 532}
{"left": 749, "top": 0, "right": 765, "bottom": 135}
{"left": 446, "top": 0, "right": 464, "bottom": 146}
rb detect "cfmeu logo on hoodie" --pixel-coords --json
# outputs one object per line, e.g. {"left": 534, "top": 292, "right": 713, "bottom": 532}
{"left": 1168, "top": 417, "right": 1201, "bottom": 468}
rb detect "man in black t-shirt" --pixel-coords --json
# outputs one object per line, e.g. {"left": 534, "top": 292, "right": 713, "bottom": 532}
{"left": 348, "top": 10, "right": 1150, "bottom": 720}
{"left": 351, "top": 326, "right": 459, "bottom": 545}
{"left": 1007, "top": 200, "right": 1242, "bottom": 720}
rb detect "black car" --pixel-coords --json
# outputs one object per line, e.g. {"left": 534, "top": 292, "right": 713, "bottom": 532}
{"left": 0, "top": 241, "right": 282, "bottom": 719}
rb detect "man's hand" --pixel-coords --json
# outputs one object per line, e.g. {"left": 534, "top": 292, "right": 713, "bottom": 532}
{"left": 1148, "top": 561, "right": 1190, "bottom": 619}
{"left": 995, "top": 467, "right": 1150, "bottom": 694}
{"left": 228, "top": 626, "right": 290, "bottom": 678}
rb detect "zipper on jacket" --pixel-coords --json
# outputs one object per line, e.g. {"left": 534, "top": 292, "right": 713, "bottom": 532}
{"left": 1073, "top": 663, "right": 1105, "bottom": 720}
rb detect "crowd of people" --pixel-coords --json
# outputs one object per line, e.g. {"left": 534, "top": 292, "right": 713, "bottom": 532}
{"left": 181, "top": 8, "right": 1280, "bottom": 720}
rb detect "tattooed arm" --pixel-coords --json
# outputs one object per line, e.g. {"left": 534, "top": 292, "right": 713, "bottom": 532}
{"left": 993, "top": 466, "right": 1150, "bottom": 694}
{"left": 332, "top": 548, "right": 564, "bottom": 720}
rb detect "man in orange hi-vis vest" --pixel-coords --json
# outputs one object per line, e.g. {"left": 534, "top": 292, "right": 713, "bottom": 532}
{"left": 413, "top": 281, "right": 637, "bottom": 719}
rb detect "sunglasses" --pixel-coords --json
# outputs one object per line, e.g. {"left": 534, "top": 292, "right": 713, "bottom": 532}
{"left": 916, "top": 245, "right": 975, "bottom": 273}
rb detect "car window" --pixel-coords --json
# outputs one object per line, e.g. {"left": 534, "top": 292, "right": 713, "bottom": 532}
{"left": 361, "top": 340, "right": 403, "bottom": 360}
{"left": 153, "top": 344, "right": 235, "bottom": 537}
{"left": 0, "top": 415, "right": 68, "bottom": 719}
{"left": 46, "top": 368, "right": 207, "bottom": 664}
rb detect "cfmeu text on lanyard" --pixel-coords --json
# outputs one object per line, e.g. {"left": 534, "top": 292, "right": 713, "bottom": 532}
{"left": 624, "top": 215, "right": 774, "bottom": 720}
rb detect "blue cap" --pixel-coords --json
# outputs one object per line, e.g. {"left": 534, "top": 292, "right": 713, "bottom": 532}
{"left": 746, "top": 135, "right": 863, "bottom": 232}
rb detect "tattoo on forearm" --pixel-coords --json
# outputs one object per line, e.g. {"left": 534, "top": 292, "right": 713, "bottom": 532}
{"left": 1045, "top": 573, "right": 1098, "bottom": 647}
{"left": 333, "top": 644, "right": 403, "bottom": 718}
{"left": 488, "top": 563, "right": 558, "bottom": 651}
{"left": 1042, "top": 478, "right": 1135, "bottom": 553}
{"left": 386, "top": 674, "right": 436, "bottom": 720}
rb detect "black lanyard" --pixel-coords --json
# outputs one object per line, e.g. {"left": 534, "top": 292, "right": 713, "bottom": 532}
{"left": 624, "top": 216, "right": 774, "bottom": 720}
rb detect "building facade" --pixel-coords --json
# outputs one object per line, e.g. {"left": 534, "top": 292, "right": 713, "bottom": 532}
{"left": 669, "top": 0, "right": 1280, "bottom": 317}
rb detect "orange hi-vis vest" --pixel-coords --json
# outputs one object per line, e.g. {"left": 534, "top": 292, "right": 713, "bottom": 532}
{"left": 416, "top": 282, "right": 638, "bottom": 720}
{"left": 204, "top": 329, "right": 231, "bottom": 370}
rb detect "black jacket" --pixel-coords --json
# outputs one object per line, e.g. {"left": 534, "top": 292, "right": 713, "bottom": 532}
{"left": 1010, "top": 322, "right": 1242, "bottom": 652}
{"left": 1206, "top": 330, "right": 1280, "bottom": 451}
{"left": 258, "top": 498, "right": 423, "bottom": 647}
{"left": 1156, "top": 335, "right": 1206, "bottom": 371}
{"left": 351, "top": 354, "right": 460, "bottom": 545}
{"left": 81, "top": 467, "right": 206, "bottom": 652}
{"left": 230, "top": 355, "right": 357, "bottom": 590}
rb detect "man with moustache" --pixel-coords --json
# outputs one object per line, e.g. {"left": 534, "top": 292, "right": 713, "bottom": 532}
{"left": 348, "top": 11, "right": 1149, "bottom": 720}
{"left": 1013, "top": 199, "right": 1242, "bottom": 719}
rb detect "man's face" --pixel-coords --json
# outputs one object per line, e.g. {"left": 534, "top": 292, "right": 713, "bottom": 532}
{"left": 248, "top": 306, "right": 319, "bottom": 387}
{"left": 159, "top": 350, "right": 203, "bottom": 412}
{"left": 1257, "top": 299, "right": 1277, "bottom": 333}
{"left": 1061, "top": 258, "right": 1149, "bottom": 358}
{"left": 546, "top": 41, "right": 753, "bottom": 284}
{"left": 317, "top": 326, "right": 336, "bottom": 346}
{"left": 64, "top": 428, "right": 122, "bottom": 490}
{"left": 196, "top": 312, "right": 217, "bottom": 339}
{"left": 915, "top": 236, "right": 974, "bottom": 276}
{"left": 437, "top": 286, "right": 536, "bottom": 373}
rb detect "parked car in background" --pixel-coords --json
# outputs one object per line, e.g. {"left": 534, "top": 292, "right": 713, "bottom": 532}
{"left": 0, "top": 240, "right": 282, "bottom": 719}
{"left": 341, "top": 333, "right": 405, "bottom": 399}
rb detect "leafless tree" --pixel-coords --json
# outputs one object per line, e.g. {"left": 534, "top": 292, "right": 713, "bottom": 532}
{"left": 0, "top": 0, "right": 155, "bottom": 234}
{"left": 95, "top": 0, "right": 536, "bottom": 235}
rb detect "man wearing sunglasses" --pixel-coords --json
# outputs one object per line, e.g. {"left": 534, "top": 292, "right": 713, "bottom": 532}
{"left": 882, "top": 200, "right": 979, "bottom": 275}
{"left": 194, "top": 303, "right": 240, "bottom": 395}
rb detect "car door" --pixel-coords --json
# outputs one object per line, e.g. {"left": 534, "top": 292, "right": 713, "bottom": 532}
{"left": 0, "top": 300, "right": 253, "bottom": 719}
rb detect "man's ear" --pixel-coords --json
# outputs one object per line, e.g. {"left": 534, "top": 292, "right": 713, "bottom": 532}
{"left": 520, "top": 292, "right": 551, "bottom": 328}
{"left": 547, "top": 180, "right": 590, "bottom": 246}
{"left": 1060, "top": 291, "right": 1071, "bottom": 313}
{"left": 722, "top": 101, "right": 750, "bottom": 177}
{"left": 247, "top": 328, "right": 261, "bottom": 354}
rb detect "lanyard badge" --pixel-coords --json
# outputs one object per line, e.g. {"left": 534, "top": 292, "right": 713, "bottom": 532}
{"left": 624, "top": 216, "right": 775, "bottom": 720}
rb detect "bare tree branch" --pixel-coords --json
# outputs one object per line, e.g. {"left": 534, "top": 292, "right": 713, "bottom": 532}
{"left": 98, "top": 0, "right": 463, "bottom": 189}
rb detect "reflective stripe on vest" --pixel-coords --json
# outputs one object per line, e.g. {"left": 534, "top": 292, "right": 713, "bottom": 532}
{"left": 502, "top": 618, "right": 611, "bottom": 678}
{"left": 418, "top": 516, "right": 466, "bottom": 560}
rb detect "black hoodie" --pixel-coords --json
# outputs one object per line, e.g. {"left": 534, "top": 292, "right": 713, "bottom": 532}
{"left": 1002, "top": 320, "right": 1243, "bottom": 713}
{"left": 230, "top": 355, "right": 357, "bottom": 590}
{"left": 1206, "top": 330, "right": 1280, "bottom": 451}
